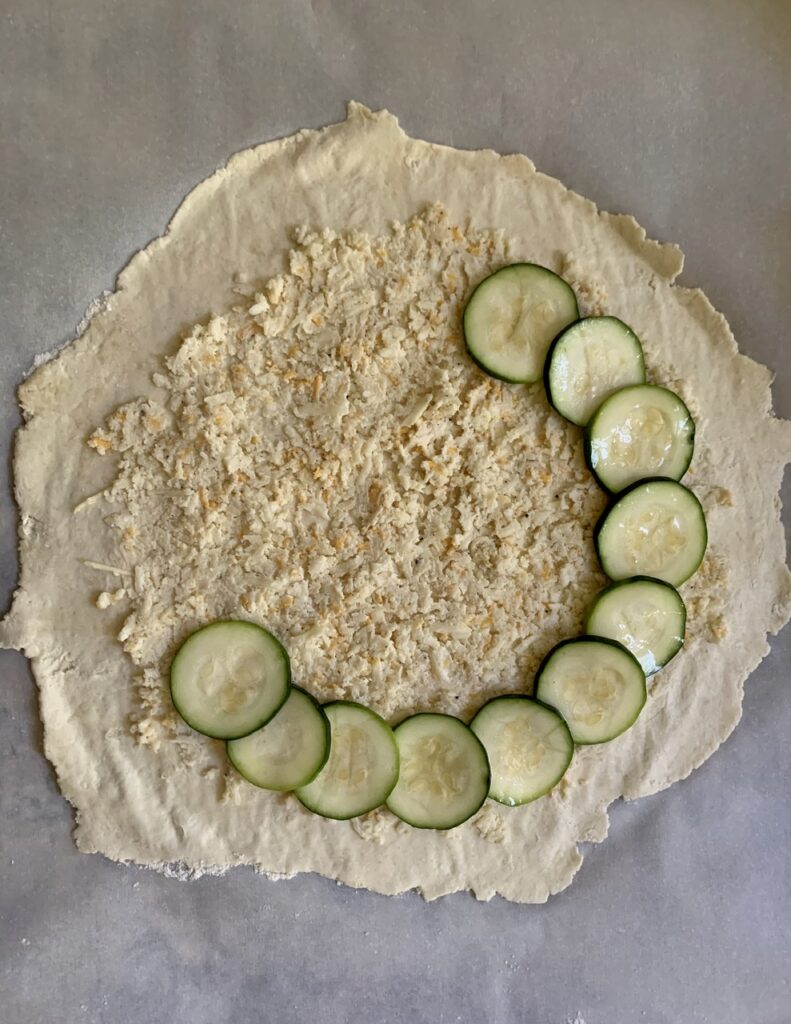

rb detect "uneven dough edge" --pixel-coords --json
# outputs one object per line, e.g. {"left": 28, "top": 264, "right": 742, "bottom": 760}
{"left": 2, "top": 102, "right": 790, "bottom": 903}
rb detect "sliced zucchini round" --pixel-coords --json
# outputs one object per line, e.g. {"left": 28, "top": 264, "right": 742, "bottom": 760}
{"left": 470, "top": 696, "right": 573, "bottom": 806}
{"left": 170, "top": 620, "right": 291, "bottom": 740}
{"left": 463, "top": 263, "right": 579, "bottom": 384}
{"left": 295, "top": 701, "right": 399, "bottom": 820}
{"left": 586, "top": 577, "right": 687, "bottom": 676}
{"left": 595, "top": 478, "right": 707, "bottom": 587}
{"left": 227, "top": 686, "right": 330, "bottom": 791}
{"left": 535, "top": 637, "right": 646, "bottom": 745}
{"left": 586, "top": 384, "right": 695, "bottom": 492}
{"left": 386, "top": 713, "right": 491, "bottom": 830}
{"left": 545, "top": 316, "right": 646, "bottom": 426}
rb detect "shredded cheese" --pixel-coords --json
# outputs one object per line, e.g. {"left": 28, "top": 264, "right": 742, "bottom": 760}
{"left": 88, "top": 206, "right": 628, "bottom": 744}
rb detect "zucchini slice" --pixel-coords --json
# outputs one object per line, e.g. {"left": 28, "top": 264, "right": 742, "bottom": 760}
{"left": 586, "top": 577, "right": 686, "bottom": 675}
{"left": 463, "top": 263, "right": 579, "bottom": 384}
{"left": 227, "top": 686, "right": 330, "bottom": 791}
{"left": 170, "top": 620, "right": 291, "bottom": 740}
{"left": 545, "top": 316, "right": 646, "bottom": 426}
{"left": 295, "top": 701, "right": 399, "bottom": 820}
{"left": 535, "top": 637, "right": 646, "bottom": 745}
{"left": 470, "top": 696, "right": 573, "bottom": 806}
{"left": 595, "top": 478, "right": 707, "bottom": 587}
{"left": 386, "top": 713, "right": 491, "bottom": 829}
{"left": 586, "top": 384, "right": 695, "bottom": 492}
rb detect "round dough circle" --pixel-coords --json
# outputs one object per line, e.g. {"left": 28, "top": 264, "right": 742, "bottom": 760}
{"left": 2, "top": 104, "right": 789, "bottom": 903}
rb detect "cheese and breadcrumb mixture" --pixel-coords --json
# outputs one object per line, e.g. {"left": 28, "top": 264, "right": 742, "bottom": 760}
{"left": 85, "top": 204, "right": 723, "bottom": 760}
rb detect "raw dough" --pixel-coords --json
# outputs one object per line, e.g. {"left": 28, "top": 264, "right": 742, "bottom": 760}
{"left": 2, "top": 104, "right": 789, "bottom": 902}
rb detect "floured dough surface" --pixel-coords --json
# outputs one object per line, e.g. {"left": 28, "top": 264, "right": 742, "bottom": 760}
{"left": 2, "top": 104, "right": 790, "bottom": 902}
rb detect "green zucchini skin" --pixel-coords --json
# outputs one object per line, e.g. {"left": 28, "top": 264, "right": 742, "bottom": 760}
{"left": 386, "top": 712, "right": 491, "bottom": 830}
{"left": 295, "top": 701, "right": 400, "bottom": 821}
{"left": 544, "top": 316, "right": 646, "bottom": 427}
{"left": 463, "top": 263, "right": 579, "bottom": 384}
{"left": 226, "top": 686, "right": 331, "bottom": 791}
{"left": 470, "top": 695, "right": 573, "bottom": 806}
{"left": 534, "top": 635, "right": 647, "bottom": 745}
{"left": 593, "top": 477, "right": 708, "bottom": 586}
{"left": 169, "top": 620, "right": 292, "bottom": 741}
{"left": 585, "top": 576, "right": 687, "bottom": 675}
{"left": 583, "top": 384, "right": 695, "bottom": 494}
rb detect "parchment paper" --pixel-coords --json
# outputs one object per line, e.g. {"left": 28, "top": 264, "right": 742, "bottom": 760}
{"left": 2, "top": 3, "right": 790, "bottom": 1022}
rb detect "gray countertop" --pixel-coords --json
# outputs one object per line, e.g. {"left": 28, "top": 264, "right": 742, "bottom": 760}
{"left": 2, "top": 3, "right": 790, "bottom": 1022}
